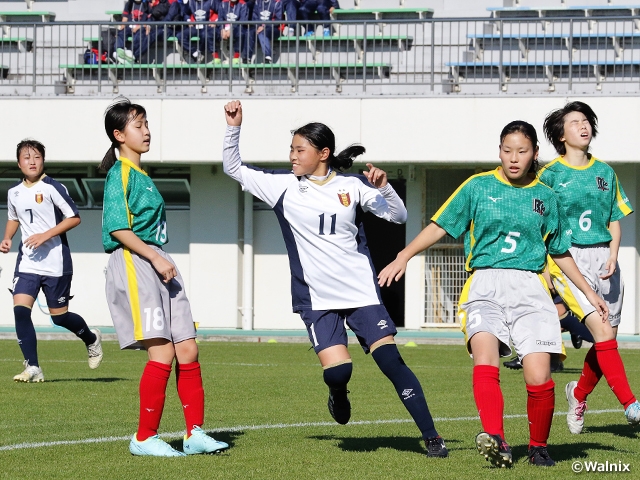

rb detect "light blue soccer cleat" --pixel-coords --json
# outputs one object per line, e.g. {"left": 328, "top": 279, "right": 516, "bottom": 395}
{"left": 183, "top": 426, "right": 230, "bottom": 455}
{"left": 625, "top": 401, "right": 640, "bottom": 425}
{"left": 129, "top": 434, "right": 186, "bottom": 457}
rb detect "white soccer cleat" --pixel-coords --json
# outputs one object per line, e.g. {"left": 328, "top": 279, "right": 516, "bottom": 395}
{"left": 87, "top": 328, "right": 103, "bottom": 369}
{"left": 13, "top": 360, "right": 44, "bottom": 383}
{"left": 566, "top": 381, "right": 587, "bottom": 434}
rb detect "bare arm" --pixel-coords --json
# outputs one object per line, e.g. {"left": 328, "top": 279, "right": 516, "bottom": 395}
{"left": 23, "top": 216, "right": 81, "bottom": 250}
{"left": 378, "top": 222, "right": 448, "bottom": 286}
{"left": 111, "top": 229, "right": 177, "bottom": 283}
{"left": 551, "top": 251, "right": 608, "bottom": 321}
{"left": 0, "top": 220, "right": 20, "bottom": 253}
{"left": 601, "top": 220, "right": 620, "bottom": 280}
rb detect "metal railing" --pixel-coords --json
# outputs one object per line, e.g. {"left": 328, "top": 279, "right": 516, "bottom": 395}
{"left": 1, "top": 16, "right": 640, "bottom": 96}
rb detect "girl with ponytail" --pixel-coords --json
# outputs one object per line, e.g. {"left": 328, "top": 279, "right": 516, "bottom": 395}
{"left": 223, "top": 100, "right": 447, "bottom": 459}
{"left": 101, "top": 97, "right": 229, "bottom": 457}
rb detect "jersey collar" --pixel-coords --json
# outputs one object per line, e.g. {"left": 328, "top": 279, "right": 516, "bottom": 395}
{"left": 22, "top": 173, "right": 46, "bottom": 188}
{"left": 493, "top": 167, "right": 539, "bottom": 188}
{"left": 119, "top": 156, "right": 148, "bottom": 176}
{"left": 555, "top": 155, "right": 597, "bottom": 170}
{"left": 306, "top": 170, "right": 336, "bottom": 186}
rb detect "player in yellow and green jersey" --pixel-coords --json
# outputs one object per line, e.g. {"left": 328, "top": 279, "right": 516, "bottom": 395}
{"left": 541, "top": 101, "right": 640, "bottom": 435}
{"left": 379, "top": 121, "right": 608, "bottom": 468}
{"left": 100, "top": 97, "right": 229, "bottom": 458}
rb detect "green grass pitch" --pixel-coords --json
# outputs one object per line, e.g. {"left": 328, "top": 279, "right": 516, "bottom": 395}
{"left": 1, "top": 340, "right": 639, "bottom": 479}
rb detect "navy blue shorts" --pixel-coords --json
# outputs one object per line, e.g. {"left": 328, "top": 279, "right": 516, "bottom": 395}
{"left": 11, "top": 272, "right": 72, "bottom": 308}
{"left": 299, "top": 304, "right": 397, "bottom": 354}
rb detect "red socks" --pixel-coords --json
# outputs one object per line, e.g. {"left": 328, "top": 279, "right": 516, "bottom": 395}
{"left": 137, "top": 361, "right": 172, "bottom": 441}
{"left": 473, "top": 365, "right": 505, "bottom": 439}
{"left": 594, "top": 340, "right": 636, "bottom": 409}
{"left": 527, "top": 379, "right": 555, "bottom": 448}
{"left": 574, "top": 345, "right": 602, "bottom": 403}
{"left": 176, "top": 362, "right": 205, "bottom": 434}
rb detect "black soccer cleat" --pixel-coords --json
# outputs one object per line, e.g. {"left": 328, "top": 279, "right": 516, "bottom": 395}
{"left": 475, "top": 432, "right": 512, "bottom": 468}
{"left": 550, "top": 356, "right": 564, "bottom": 373}
{"left": 425, "top": 436, "right": 448, "bottom": 458}
{"left": 571, "top": 333, "right": 583, "bottom": 349}
{"left": 528, "top": 446, "right": 556, "bottom": 466}
{"left": 503, "top": 355, "right": 522, "bottom": 370}
{"left": 327, "top": 387, "right": 351, "bottom": 425}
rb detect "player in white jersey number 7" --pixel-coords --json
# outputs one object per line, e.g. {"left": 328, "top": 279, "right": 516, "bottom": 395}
{"left": 223, "top": 100, "right": 448, "bottom": 458}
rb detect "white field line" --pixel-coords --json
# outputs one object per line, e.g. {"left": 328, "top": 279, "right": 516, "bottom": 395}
{"left": 0, "top": 409, "right": 623, "bottom": 452}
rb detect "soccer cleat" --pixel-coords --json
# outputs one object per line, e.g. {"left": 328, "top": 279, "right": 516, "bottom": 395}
{"left": 327, "top": 387, "right": 351, "bottom": 425}
{"left": 323, "top": 27, "right": 331, "bottom": 37}
{"left": 264, "top": 56, "right": 272, "bottom": 64}
{"left": 528, "top": 445, "right": 556, "bottom": 466}
{"left": 566, "top": 381, "right": 587, "bottom": 434}
{"left": 550, "top": 356, "right": 564, "bottom": 373}
{"left": 425, "top": 436, "right": 448, "bottom": 458}
{"left": 183, "top": 426, "right": 229, "bottom": 455}
{"left": 571, "top": 333, "right": 583, "bottom": 349}
{"left": 475, "top": 432, "right": 512, "bottom": 468}
{"left": 116, "top": 48, "right": 134, "bottom": 64}
{"left": 129, "top": 434, "right": 186, "bottom": 457}
{"left": 503, "top": 355, "right": 522, "bottom": 370}
{"left": 87, "top": 328, "right": 103, "bottom": 369}
{"left": 13, "top": 360, "right": 44, "bottom": 383}
{"left": 624, "top": 401, "right": 640, "bottom": 426}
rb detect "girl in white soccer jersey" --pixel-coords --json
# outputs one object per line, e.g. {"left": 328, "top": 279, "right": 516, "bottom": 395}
{"left": 540, "top": 101, "right": 640, "bottom": 434}
{"left": 0, "top": 139, "right": 102, "bottom": 383}
{"left": 223, "top": 100, "right": 448, "bottom": 458}
{"left": 379, "top": 121, "right": 608, "bottom": 468}
{"left": 101, "top": 98, "right": 228, "bottom": 457}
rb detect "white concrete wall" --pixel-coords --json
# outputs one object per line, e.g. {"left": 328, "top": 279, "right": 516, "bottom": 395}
{"left": 0, "top": 96, "right": 639, "bottom": 333}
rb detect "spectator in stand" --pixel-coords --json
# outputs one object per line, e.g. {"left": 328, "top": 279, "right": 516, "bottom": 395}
{"left": 218, "top": 0, "right": 250, "bottom": 64}
{"left": 299, "top": 0, "right": 338, "bottom": 37}
{"left": 114, "top": 0, "right": 150, "bottom": 63}
{"left": 281, "top": 0, "right": 299, "bottom": 36}
{"left": 251, "top": 0, "right": 283, "bottom": 63}
{"left": 177, "top": 0, "right": 219, "bottom": 64}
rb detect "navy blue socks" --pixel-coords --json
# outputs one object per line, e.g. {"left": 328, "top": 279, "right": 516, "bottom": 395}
{"left": 51, "top": 311, "right": 96, "bottom": 345}
{"left": 323, "top": 361, "right": 353, "bottom": 389}
{"left": 14, "top": 305, "right": 38, "bottom": 367}
{"left": 372, "top": 343, "right": 438, "bottom": 440}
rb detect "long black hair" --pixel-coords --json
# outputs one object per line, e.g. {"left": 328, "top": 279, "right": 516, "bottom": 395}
{"left": 543, "top": 101, "right": 598, "bottom": 156}
{"left": 499, "top": 120, "right": 540, "bottom": 173}
{"left": 100, "top": 97, "right": 147, "bottom": 172}
{"left": 291, "top": 122, "right": 365, "bottom": 172}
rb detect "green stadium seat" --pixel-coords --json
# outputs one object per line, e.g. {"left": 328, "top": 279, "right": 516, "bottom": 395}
{"left": 0, "top": 36, "right": 33, "bottom": 52}
{"left": 59, "top": 63, "right": 161, "bottom": 94}
{"left": 279, "top": 35, "right": 413, "bottom": 61}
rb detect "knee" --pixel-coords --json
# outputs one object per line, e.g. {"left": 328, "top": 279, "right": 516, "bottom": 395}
{"left": 175, "top": 338, "right": 199, "bottom": 364}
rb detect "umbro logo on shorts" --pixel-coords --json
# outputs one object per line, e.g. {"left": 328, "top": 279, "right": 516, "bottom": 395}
{"left": 377, "top": 320, "right": 388, "bottom": 329}
{"left": 536, "top": 340, "right": 556, "bottom": 346}
{"left": 57, "top": 296, "right": 66, "bottom": 303}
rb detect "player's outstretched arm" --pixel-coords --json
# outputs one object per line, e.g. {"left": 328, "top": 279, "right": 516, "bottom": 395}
{"left": 224, "top": 100, "right": 242, "bottom": 126}
{"left": 378, "top": 222, "right": 448, "bottom": 287}
{"left": 551, "top": 251, "right": 609, "bottom": 322}
{"left": 23, "top": 216, "right": 81, "bottom": 250}
{"left": 363, "top": 163, "right": 387, "bottom": 188}
{"left": 111, "top": 229, "right": 177, "bottom": 283}
{"left": 0, "top": 219, "right": 19, "bottom": 253}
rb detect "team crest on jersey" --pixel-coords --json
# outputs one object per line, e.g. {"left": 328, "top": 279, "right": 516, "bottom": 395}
{"left": 596, "top": 176, "right": 609, "bottom": 191}
{"left": 532, "top": 198, "right": 545, "bottom": 216}
{"left": 337, "top": 189, "right": 351, "bottom": 207}
{"left": 35, "top": 193, "right": 43, "bottom": 204}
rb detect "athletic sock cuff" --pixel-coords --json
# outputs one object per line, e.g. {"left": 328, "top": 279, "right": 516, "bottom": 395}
{"left": 595, "top": 339, "right": 618, "bottom": 351}
{"left": 145, "top": 360, "right": 172, "bottom": 379}
{"left": 526, "top": 379, "right": 555, "bottom": 394}
{"left": 177, "top": 362, "right": 201, "bottom": 371}
{"left": 473, "top": 364, "right": 500, "bottom": 382}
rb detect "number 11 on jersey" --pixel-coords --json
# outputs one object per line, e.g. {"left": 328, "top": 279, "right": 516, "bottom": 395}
{"left": 318, "top": 213, "right": 336, "bottom": 236}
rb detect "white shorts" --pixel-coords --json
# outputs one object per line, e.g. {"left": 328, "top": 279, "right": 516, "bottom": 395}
{"left": 549, "top": 244, "right": 623, "bottom": 327}
{"left": 105, "top": 246, "right": 196, "bottom": 350}
{"left": 459, "top": 269, "right": 563, "bottom": 361}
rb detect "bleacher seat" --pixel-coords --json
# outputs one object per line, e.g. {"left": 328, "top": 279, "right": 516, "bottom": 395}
{"left": 279, "top": 35, "right": 413, "bottom": 62}
{"left": 59, "top": 63, "right": 161, "bottom": 94}
{"left": 331, "top": 7, "right": 433, "bottom": 21}
{"left": 0, "top": 36, "right": 33, "bottom": 53}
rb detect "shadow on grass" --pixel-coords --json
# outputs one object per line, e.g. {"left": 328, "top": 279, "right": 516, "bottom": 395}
{"left": 511, "top": 441, "right": 618, "bottom": 463}
{"left": 47, "top": 377, "right": 129, "bottom": 383}
{"left": 168, "top": 430, "right": 244, "bottom": 453}
{"left": 585, "top": 423, "right": 640, "bottom": 439}
{"left": 309, "top": 434, "right": 462, "bottom": 455}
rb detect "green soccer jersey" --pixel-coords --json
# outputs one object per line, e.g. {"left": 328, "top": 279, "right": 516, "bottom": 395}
{"left": 432, "top": 168, "right": 572, "bottom": 272}
{"left": 102, "top": 157, "right": 168, "bottom": 253}
{"left": 538, "top": 156, "right": 633, "bottom": 246}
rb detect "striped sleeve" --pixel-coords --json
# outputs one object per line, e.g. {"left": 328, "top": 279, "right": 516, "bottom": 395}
{"left": 47, "top": 178, "right": 79, "bottom": 218}
{"left": 610, "top": 172, "right": 633, "bottom": 222}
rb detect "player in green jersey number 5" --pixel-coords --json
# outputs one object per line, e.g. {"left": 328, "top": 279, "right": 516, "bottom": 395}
{"left": 100, "top": 98, "right": 229, "bottom": 457}
{"left": 540, "top": 101, "right": 640, "bottom": 434}
{"left": 379, "top": 121, "right": 608, "bottom": 468}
